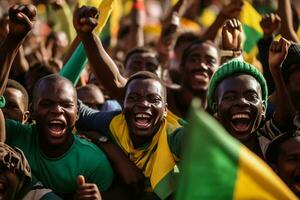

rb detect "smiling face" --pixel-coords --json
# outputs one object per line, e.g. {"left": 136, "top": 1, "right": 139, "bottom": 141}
{"left": 124, "top": 52, "right": 161, "bottom": 77}
{"left": 274, "top": 136, "right": 300, "bottom": 197}
{"left": 215, "top": 74, "right": 265, "bottom": 141}
{"left": 123, "top": 78, "right": 167, "bottom": 146}
{"left": 32, "top": 76, "right": 78, "bottom": 146}
{"left": 182, "top": 42, "right": 219, "bottom": 92}
{"left": 0, "top": 170, "right": 22, "bottom": 200}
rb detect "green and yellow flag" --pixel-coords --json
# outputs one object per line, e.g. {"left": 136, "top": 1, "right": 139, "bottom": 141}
{"left": 176, "top": 100, "right": 298, "bottom": 200}
{"left": 240, "top": 0, "right": 263, "bottom": 55}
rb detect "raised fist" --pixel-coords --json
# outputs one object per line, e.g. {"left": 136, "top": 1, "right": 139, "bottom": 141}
{"left": 260, "top": 13, "right": 281, "bottom": 37}
{"left": 8, "top": 4, "right": 36, "bottom": 37}
{"left": 268, "top": 37, "right": 290, "bottom": 73}
{"left": 222, "top": 18, "right": 243, "bottom": 50}
{"left": 73, "top": 6, "right": 99, "bottom": 34}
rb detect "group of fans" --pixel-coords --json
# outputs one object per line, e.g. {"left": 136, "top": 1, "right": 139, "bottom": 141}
{"left": 1, "top": 0, "right": 300, "bottom": 199}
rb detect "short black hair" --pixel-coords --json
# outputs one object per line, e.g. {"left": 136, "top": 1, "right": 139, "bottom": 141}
{"left": 174, "top": 32, "right": 200, "bottom": 52}
{"left": 180, "top": 39, "right": 219, "bottom": 69}
{"left": 124, "top": 71, "right": 167, "bottom": 101}
{"left": 124, "top": 47, "right": 159, "bottom": 69}
{"left": 6, "top": 79, "right": 29, "bottom": 110}
{"left": 265, "top": 131, "right": 300, "bottom": 164}
{"left": 32, "top": 74, "right": 76, "bottom": 104}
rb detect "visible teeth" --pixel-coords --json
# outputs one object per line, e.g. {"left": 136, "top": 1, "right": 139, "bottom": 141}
{"left": 232, "top": 114, "right": 250, "bottom": 120}
{"left": 136, "top": 114, "right": 150, "bottom": 118}
{"left": 49, "top": 120, "right": 63, "bottom": 124}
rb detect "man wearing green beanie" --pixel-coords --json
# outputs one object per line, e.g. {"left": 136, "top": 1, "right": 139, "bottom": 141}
{"left": 207, "top": 38, "right": 295, "bottom": 158}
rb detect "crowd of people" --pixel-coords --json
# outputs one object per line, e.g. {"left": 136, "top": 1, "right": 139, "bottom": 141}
{"left": 1, "top": 0, "right": 300, "bottom": 199}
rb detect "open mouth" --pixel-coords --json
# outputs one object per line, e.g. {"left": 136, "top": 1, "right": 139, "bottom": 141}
{"left": 134, "top": 113, "right": 152, "bottom": 129}
{"left": 191, "top": 69, "right": 209, "bottom": 81}
{"left": 230, "top": 113, "right": 251, "bottom": 132}
{"left": 47, "top": 120, "right": 66, "bottom": 138}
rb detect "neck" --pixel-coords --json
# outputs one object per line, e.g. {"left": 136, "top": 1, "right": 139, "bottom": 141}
{"left": 180, "top": 86, "right": 207, "bottom": 109}
{"left": 39, "top": 133, "right": 74, "bottom": 158}
{"left": 242, "top": 134, "right": 263, "bottom": 157}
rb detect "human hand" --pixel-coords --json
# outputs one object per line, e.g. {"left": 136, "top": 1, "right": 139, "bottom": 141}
{"left": 73, "top": 6, "right": 99, "bottom": 34}
{"left": 268, "top": 37, "right": 290, "bottom": 73}
{"left": 75, "top": 175, "right": 102, "bottom": 200}
{"left": 260, "top": 13, "right": 281, "bottom": 37}
{"left": 8, "top": 4, "right": 36, "bottom": 38}
{"left": 222, "top": 18, "right": 243, "bottom": 50}
{"left": 221, "top": 0, "right": 244, "bottom": 19}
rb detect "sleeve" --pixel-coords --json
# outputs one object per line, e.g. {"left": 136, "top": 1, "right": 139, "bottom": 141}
{"left": 5, "top": 119, "right": 32, "bottom": 148}
{"left": 59, "top": 43, "right": 88, "bottom": 85}
{"left": 167, "top": 127, "right": 185, "bottom": 159}
{"left": 76, "top": 100, "right": 120, "bottom": 136}
{"left": 259, "top": 118, "right": 284, "bottom": 139}
{"left": 87, "top": 150, "right": 114, "bottom": 191}
{"left": 5, "top": 119, "right": 19, "bottom": 145}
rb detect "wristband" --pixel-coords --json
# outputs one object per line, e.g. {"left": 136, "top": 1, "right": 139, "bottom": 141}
{"left": 0, "top": 96, "right": 5, "bottom": 108}
{"left": 220, "top": 49, "right": 243, "bottom": 57}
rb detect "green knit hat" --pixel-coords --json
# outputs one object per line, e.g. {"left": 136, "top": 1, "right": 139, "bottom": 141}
{"left": 207, "top": 59, "right": 268, "bottom": 112}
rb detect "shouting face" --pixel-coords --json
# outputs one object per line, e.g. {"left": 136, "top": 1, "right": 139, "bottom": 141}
{"left": 215, "top": 74, "right": 265, "bottom": 141}
{"left": 32, "top": 76, "right": 78, "bottom": 146}
{"left": 123, "top": 78, "right": 167, "bottom": 146}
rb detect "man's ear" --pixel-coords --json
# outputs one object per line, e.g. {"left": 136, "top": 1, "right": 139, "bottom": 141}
{"left": 163, "top": 103, "right": 168, "bottom": 117}
{"left": 212, "top": 103, "right": 220, "bottom": 120}
{"left": 261, "top": 101, "right": 266, "bottom": 122}
{"left": 22, "top": 111, "right": 30, "bottom": 124}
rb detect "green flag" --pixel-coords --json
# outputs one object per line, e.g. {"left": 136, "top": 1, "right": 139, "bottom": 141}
{"left": 176, "top": 99, "right": 297, "bottom": 200}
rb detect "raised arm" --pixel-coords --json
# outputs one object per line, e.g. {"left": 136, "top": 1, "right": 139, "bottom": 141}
{"left": 0, "top": 5, "right": 36, "bottom": 95}
{"left": 268, "top": 38, "right": 295, "bottom": 129}
{"left": 202, "top": 0, "right": 244, "bottom": 42}
{"left": 156, "top": 0, "right": 190, "bottom": 70}
{"left": 0, "top": 5, "right": 36, "bottom": 142}
{"left": 257, "top": 13, "right": 281, "bottom": 93}
{"left": 277, "top": 0, "right": 300, "bottom": 43}
{"left": 73, "top": 6, "right": 126, "bottom": 101}
{"left": 221, "top": 19, "right": 244, "bottom": 64}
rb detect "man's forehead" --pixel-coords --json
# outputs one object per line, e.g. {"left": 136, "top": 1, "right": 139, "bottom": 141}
{"left": 126, "top": 78, "right": 164, "bottom": 93}
{"left": 34, "top": 78, "right": 76, "bottom": 98}
{"left": 129, "top": 52, "right": 158, "bottom": 61}
{"left": 220, "top": 75, "right": 261, "bottom": 90}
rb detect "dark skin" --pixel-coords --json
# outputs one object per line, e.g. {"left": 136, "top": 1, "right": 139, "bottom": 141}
{"left": 123, "top": 79, "right": 167, "bottom": 147}
{"left": 31, "top": 77, "right": 77, "bottom": 158}
{"left": 124, "top": 52, "right": 161, "bottom": 78}
{"left": 0, "top": 169, "right": 23, "bottom": 200}
{"left": 3, "top": 87, "right": 29, "bottom": 124}
{"left": 215, "top": 75, "right": 265, "bottom": 156}
{"left": 176, "top": 42, "right": 219, "bottom": 115}
{"left": 0, "top": 4, "right": 36, "bottom": 142}
{"left": 272, "top": 136, "right": 300, "bottom": 198}
{"left": 0, "top": 5, "right": 102, "bottom": 199}
{"left": 73, "top": 6, "right": 220, "bottom": 118}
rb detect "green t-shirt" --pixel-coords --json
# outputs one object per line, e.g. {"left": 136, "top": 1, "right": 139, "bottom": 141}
{"left": 5, "top": 119, "right": 114, "bottom": 196}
